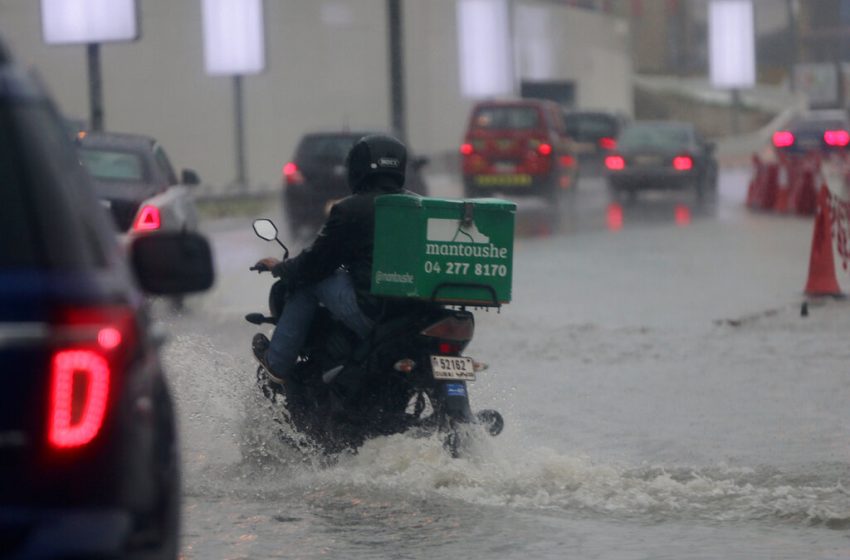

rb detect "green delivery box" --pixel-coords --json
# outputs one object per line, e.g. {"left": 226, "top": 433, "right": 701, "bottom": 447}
{"left": 372, "top": 195, "right": 516, "bottom": 305}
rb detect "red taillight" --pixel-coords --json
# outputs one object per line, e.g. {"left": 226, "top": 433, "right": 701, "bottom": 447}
{"left": 537, "top": 143, "right": 553, "bottom": 156}
{"left": 47, "top": 306, "right": 136, "bottom": 450}
{"left": 673, "top": 155, "right": 693, "bottom": 171}
{"left": 283, "top": 162, "right": 304, "bottom": 186}
{"left": 824, "top": 130, "right": 850, "bottom": 147}
{"left": 599, "top": 137, "right": 617, "bottom": 150}
{"left": 437, "top": 342, "right": 463, "bottom": 355}
{"left": 559, "top": 154, "right": 576, "bottom": 167}
{"left": 772, "top": 130, "right": 795, "bottom": 148}
{"left": 421, "top": 315, "right": 474, "bottom": 341}
{"left": 48, "top": 350, "right": 110, "bottom": 449}
{"left": 460, "top": 143, "right": 474, "bottom": 156}
{"left": 133, "top": 205, "right": 161, "bottom": 231}
{"left": 605, "top": 155, "right": 625, "bottom": 170}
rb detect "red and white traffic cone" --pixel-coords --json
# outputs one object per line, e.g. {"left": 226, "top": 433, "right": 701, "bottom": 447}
{"left": 804, "top": 185, "right": 842, "bottom": 296}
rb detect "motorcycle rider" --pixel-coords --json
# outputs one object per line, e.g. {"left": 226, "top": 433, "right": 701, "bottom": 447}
{"left": 253, "top": 134, "right": 412, "bottom": 386}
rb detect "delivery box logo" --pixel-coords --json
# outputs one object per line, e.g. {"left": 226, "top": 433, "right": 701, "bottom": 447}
{"left": 426, "top": 218, "right": 489, "bottom": 244}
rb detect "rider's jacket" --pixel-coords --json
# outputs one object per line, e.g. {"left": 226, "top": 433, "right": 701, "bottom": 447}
{"left": 272, "top": 175, "right": 413, "bottom": 314}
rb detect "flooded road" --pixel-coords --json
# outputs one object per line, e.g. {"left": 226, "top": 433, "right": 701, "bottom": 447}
{"left": 160, "top": 169, "right": 850, "bottom": 559}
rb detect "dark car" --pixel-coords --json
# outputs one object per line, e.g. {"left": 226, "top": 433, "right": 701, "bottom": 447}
{"left": 461, "top": 99, "right": 577, "bottom": 201}
{"left": 563, "top": 110, "right": 627, "bottom": 175}
{"left": 282, "top": 130, "right": 429, "bottom": 239}
{"left": 604, "top": 121, "right": 718, "bottom": 201}
{"left": 0, "top": 41, "right": 213, "bottom": 559}
{"left": 771, "top": 110, "right": 850, "bottom": 157}
{"left": 78, "top": 132, "right": 201, "bottom": 236}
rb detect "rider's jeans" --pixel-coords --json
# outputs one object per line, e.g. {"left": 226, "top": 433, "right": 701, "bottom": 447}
{"left": 267, "top": 269, "right": 373, "bottom": 380}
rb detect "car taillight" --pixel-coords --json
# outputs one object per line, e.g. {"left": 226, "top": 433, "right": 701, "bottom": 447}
{"left": 598, "top": 137, "right": 617, "bottom": 150}
{"left": 47, "top": 306, "right": 137, "bottom": 450}
{"left": 420, "top": 315, "right": 474, "bottom": 341}
{"left": 559, "top": 154, "right": 576, "bottom": 167}
{"left": 824, "top": 130, "right": 850, "bottom": 147}
{"left": 537, "top": 143, "right": 553, "bottom": 156}
{"left": 772, "top": 130, "right": 795, "bottom": 148}
{"left": 605, "top": 155, "right": 625, "bottom": 170}
{"left": 283, "top": 162, "right": 304, "bottom": 186}
{"left": 673, "top": 155, "right": 693, "bottom": 171}
{"left": 133, "top": 205, "right": 161, "bottom": 231}
{"left": 460, "top": 143, "right": 474, "bottom": 156}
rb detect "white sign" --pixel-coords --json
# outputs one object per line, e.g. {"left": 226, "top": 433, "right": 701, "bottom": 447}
{"left": 708, "top": 0, "right": 755, "bottom": 89}
{"left": 457, "top": 0, "right": 513, "bottom": 98}
{"left": 41, "top": 0, "right": 138, "bottom": 45}
{"left": 202, "top": 0, "right": 265, "bottom": 76}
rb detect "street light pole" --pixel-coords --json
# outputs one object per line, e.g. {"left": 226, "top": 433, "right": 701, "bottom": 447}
{"left": 387, "top": 0, "right": 406, "bottom": 141}
{"left": 86, "top": 43, "right": 104, "bottom": 131}
{"left": 233, "top": 75, "right": 247, "bottom": 189}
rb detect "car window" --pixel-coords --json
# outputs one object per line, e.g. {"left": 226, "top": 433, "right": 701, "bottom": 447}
{"left": 471, "top": 106, "right": 541, "bottom": 130}
{"left": 0, "top": 103, "right": 40, "bottom": 268}
{"left": 618, "top": 124, "right": 691, "bottom": 151}
{"left": 79, "top": 148, "right": 146, "bottom": 182}
{"left": 9, "top": 99, "right": 111, "bottom": 269}
{"left": 792, "top": 119, "right": 847, "bottom": 133}
{"left": 565, "top": 114, "right": 618, "bottom": 139}
{"left": 154, "top": 144, "right": 178, "bottom": 184}
{"left": 297, "top": 135, "right": 359, "bottom": 161}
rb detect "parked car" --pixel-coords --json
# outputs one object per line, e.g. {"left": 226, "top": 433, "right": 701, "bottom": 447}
{"left": 0, "top": 40, "right": 214, "bottom": 559}
{"left": 282, "top": 130, "right": 429, "bottom": 239}
{"left": 563, "top": 110, "right": 628, "bottom": 175}
{"left": 460, "top": 98, "right": 577, "bottom": 201}
{"left": 771, "top": 110, "right": 850, "bottom": 157}
{"left": 77, "top": 132, "right": 201, "bottom": 237}
{"left": 604, "top": 120, "right": 718, "bottom": 201}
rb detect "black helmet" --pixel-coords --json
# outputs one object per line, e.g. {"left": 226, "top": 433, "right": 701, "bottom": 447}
{"left": 346, "top": 134, "right": 407, "bottom": 192}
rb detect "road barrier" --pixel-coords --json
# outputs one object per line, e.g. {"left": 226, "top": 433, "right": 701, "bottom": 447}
{"left": 747, "top": 152, "right": 821, "bottom": 216}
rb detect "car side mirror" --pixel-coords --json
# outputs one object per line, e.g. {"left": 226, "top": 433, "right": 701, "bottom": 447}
{"left": 181, "top": 168, "right": 201, "bottom": 186}
{"left": 130, "top": 232, "right": 214, "bottom": 295}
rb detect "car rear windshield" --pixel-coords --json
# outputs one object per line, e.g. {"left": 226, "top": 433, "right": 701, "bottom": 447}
{"left": 565, "top": 114, "right": 618, "bottom": 140}
{"left": 792, "top": 119, "right": 847, "bottom": 133}
{"left": 79, "top": 148, "right": 146, "bottom": 182}
{"left": 470, "top": 106, "right": 541, "bottom": 130}
{"left": 0, "top": 103, "right": 39, "bottom": 267}
{"left": 297, "top": 135, "right": 361, "bottom": 162}
{"left": 618, "top": 124, "right": 691, "bottom": 151}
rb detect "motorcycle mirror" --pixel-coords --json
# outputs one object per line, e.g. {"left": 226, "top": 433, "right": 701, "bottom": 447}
{"left": 253, "top": 219, "right": 279, "bottom": 242}
{"left": 252, "top": 218, "right": 290, "bottom": 260}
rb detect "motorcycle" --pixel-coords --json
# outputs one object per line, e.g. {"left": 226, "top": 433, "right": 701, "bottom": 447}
{"left": 245, "top": 218, "right": 504, "bottom": 457}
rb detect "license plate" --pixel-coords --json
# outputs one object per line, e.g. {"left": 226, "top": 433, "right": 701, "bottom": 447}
{"left": 430, "top": 355, "right": 475, "bottom": 381}
{"left": 635, "top": 155, "right": 661, "bottom": 166}
{"left": 474, "top": 174, "right": 532, "bottom": 187}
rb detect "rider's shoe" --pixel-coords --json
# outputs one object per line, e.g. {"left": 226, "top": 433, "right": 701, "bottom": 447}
{"left": 252, "top": 333, "right": 286, "bottom": 386}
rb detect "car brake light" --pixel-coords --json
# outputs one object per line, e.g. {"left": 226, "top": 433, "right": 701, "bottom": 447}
{"left": 460, "top": 143, "right": 474, "bottom": 156}
{"left": 824, "top": 130, "right": 850, "bottom": 147}
{"left": 598, "top": 137, "right": 617, "bottom": 150}
{"left": 283, "top": 162, "right": 304, "bottom": 186}
{"left": 438, "top": 342, "right": 463, "bottom": 355}
{"left": 673, "top": 155, "right": 693, "bottom": 171}
{"left": 772, "top": 130, "right": 795, "bottom": 148}
{"left": 605, "top": 155, "right": 625, "bottom": 170}
{"left": 49, "top": 350, "right": 111, "bottom": 449}
{"left": 537, "top": 143, "right": 553, "bottom": 156}
{"left": 559, "top": 154, "right": 576, "bottom": 167}
{"left": 421, "top": 315, "right": 474, "bottom": 341}
{"left": 133, "top": 205, "right": 161, "bottom": 231}
{"left": 47, "top": 306, "right": 136, "bottom": 450}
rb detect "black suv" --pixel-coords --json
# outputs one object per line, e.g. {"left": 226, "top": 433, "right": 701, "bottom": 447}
{"left": 282, "top": 130, "right": 429, "bottom": 239}
{"left": 0, "top": 40, "right": 213, "bottom": 559}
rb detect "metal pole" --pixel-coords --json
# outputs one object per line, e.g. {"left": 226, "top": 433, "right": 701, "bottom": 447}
{"left": 387, "top": 0, "right": 407, "bottom": 141}
{"left": 86, "top": 43, "right": 104, "bottom": 131}
{"left": 233, "top": 75, "right": 247, "bottom": 189}
{"left": 731, "top": 88, "right": 742, "bottom": 135}
{"left": 786, "top": 0, "right": 798, "bottom": 92}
